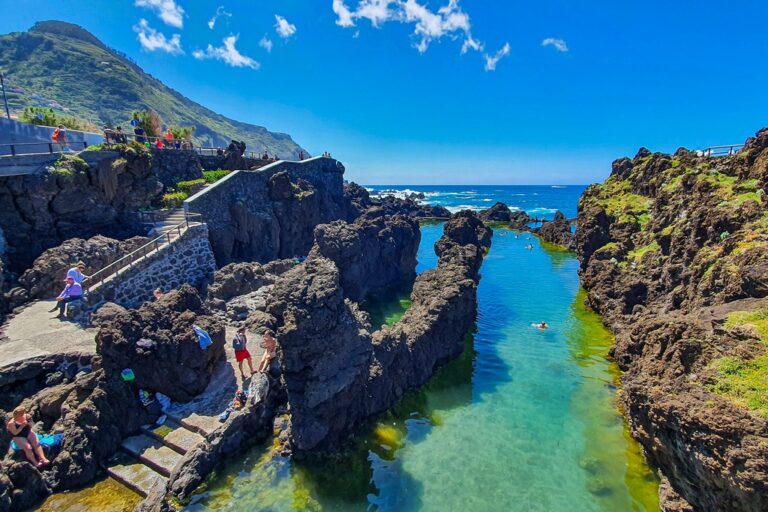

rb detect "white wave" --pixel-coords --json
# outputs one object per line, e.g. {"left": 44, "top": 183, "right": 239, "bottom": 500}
{"left": 528, "top": 207, "right": 558, "bottom": 214}
{"left": 551, "top": 185, "right": 567, "bottom": 188}
{"left": 446, "top": 204, "right": 483, "bottom": 213}
{"left": 482, "top": 198, "right": 493, "bottom": 202}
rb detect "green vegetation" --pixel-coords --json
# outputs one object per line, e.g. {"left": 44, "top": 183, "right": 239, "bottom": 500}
{"left": 710, "top": 354, "right": 768, "bottom": 418}
{"left": 709, "top": 309, "right": 768, "bottom": 418}
{"left": 20, "top": 106, "right": 96, "bottom": 131}
{"left": 627, "top": 240, "right": 660, "bottom": 263}
{"left": 591, "top": 177, "right": 652, "bottom": 228}
{"left": 162, "top": 191, "right": 188, "bottom": 208}
{"left": 175, "top": 178, "right": 206, "bottom": 195}
{"left": 203, "top": 169, "right": 231, "bottom": 183}
{"left": 0, "top": 21, "right": 304, "bottom": 155}
{"left": 724, "top": 309, "right": 768, "bottom": 342}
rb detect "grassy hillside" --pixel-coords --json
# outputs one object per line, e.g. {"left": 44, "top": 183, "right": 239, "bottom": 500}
{"left": 0, "top": 21, "right": 306, "bottom": 158}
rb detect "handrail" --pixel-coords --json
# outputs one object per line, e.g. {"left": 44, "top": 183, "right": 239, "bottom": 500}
{"left": 103, "top": 131, "right": 278, "bottom": 160}
{"left": 86, "top": 212, "right": 203, "bottom": 292}
{"left": 700, "top": 144, "right": 744, "bottom": 157}
{"left": 0, "top": 141, "right": 89, "bottom": 156}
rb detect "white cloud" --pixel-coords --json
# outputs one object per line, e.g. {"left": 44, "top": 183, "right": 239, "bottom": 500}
{"left": 275, "top": 15, "right": 297, "bottom": 39}
{"left": 333, "top": 0, "right": 356, "bottom": 27}
{"left": 332, "top": 0, "right": 483, "bottom": 57}
{"left": 259, "top": 36, "right": 273, "bottom": 53}
{"left": 484, "top": 42, "right": 510, "bottom": 71}
{"left": 133, "top": 19, "right": 183, "bottom": 55}
{"left": 207, "top": 6, "right": 232, "bottom": 30}
{"left": 542, "top": 37, "right": 568, "bottom": 52}
{"left": 134, "top": 0, "right": 184, "bottom": 29}
{"left": 192, "top": 35, "right": 260, "bottom": 69}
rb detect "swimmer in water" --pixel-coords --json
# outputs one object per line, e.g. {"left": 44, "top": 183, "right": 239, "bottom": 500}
{"left": 538, "top": 321, "right": 548, "bottom": 329}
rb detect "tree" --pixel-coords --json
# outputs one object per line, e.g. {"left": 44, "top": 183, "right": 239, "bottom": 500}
{"left": 131, "top": 110, "right": 163, "bottom": 137}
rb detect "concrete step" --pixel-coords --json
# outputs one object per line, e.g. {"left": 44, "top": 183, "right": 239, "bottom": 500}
{"left": 166, "top": 412, "right": 221, "bottom": 437}
{"left": 141, "top": 420, "right": 205, "bottom": 455}
{"left": 105, "top": 451, "right": 165, "bottom": 498}
{"left": 121, "top": 434, "right": 184, "bottom": 477}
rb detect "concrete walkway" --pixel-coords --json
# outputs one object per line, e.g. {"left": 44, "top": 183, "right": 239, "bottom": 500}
{"left": 0, "top": 300, "right": 97, "bottom": 368}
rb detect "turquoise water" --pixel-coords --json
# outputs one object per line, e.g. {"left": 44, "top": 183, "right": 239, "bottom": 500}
{"left": 186, "top": 222, "right": 660, "bottom": 512}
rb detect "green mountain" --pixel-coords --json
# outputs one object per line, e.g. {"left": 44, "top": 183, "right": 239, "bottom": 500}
{"left": 0, "top": 21, "right": 306, "bottom": 157}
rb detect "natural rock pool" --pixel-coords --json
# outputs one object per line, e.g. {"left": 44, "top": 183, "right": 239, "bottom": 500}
{"left": 184, "top": 222, "right": 660, "bottom": 511}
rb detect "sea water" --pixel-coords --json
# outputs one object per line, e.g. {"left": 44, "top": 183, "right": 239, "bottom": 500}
{"left": 184, "top": 185, "right": 660, "bottom": 512}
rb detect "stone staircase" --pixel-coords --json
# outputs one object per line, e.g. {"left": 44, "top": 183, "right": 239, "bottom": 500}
{"left": 105, "top": 416, "right": 211, "bottom": 497}
{"left": 144, "top": 208, "right": 187, "bottom": 236}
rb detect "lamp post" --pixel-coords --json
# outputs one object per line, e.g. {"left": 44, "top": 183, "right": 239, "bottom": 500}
{"left": 0, "top": 70, "right": 10, "bottom": 119}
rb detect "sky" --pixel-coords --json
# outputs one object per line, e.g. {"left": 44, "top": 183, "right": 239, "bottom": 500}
{"left": 0, "top": 1, "right": 766, "bottom": 185}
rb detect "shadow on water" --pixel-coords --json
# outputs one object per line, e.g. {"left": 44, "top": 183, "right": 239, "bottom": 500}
{"left": 360, "top": 279, "right": 414, "bottom": 329}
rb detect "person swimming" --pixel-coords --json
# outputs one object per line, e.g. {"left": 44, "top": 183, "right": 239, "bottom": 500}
{"left": 532, "top": 321, "right": 548, "bottom": 330}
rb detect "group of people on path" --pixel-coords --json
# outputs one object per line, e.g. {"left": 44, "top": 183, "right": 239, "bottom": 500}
{"left": 103, "top": 126, "right": 191, "bottom": 150}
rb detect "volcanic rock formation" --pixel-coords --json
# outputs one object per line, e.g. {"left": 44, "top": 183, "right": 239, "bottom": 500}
{"left": 576, "top": 128, "right": 768, "bottom": 511}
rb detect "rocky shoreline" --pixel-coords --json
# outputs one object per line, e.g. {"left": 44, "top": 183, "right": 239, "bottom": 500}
{"left": 576, "top": 129, "right": 768, "bottom": 511}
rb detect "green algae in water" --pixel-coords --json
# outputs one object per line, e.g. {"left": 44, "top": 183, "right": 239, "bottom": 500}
{"left": 360, "top": 280, "right": 414, "bottom": 328}
{"left": 37, "top": 476, "right": 141, "bottom": 512}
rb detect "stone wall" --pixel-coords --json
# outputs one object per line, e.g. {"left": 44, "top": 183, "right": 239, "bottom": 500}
{"left": 148, "top": 149, "right": 204, "bottom": 187}
{"left": 185, "top": 157, "right": 349, "bottom": 265}
{"left": 199, "top": 154, "right": 263, "bottom": 171}
{"left": 93, "top": 224, "right": 216, "bottom": 308}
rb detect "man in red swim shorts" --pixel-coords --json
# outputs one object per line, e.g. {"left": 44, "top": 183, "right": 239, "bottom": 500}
{"left": 232, "top": 326, "right": 254, "bottom": 378}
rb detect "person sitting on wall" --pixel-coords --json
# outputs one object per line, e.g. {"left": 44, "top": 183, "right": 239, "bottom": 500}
{"left": 54, "top": 276, "right": 83, "bottom": 319}
{"left": 155, "top": 138, "right": 164, "bottom": 150}
{"left": 258, "top": 330, "right": 277, "bottom": 373}
{"left": 6, "top": 407, "right": 50, "bottom": 468}
{"left": 233, "top": 326, "right": 255, "bottom": 378}
{"left": 153, "top": 288, "right": 164, "bottom": 301}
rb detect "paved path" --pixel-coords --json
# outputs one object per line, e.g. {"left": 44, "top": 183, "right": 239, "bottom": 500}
{"left": 0, "top": 300, "right": 97, "bottom": 368}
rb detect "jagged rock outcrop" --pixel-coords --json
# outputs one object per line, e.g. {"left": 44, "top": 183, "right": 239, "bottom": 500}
{"left": 0, "top": 365, "right": 156, "bottom": 511}
{"left": 268, "top": 212, "right": 491, "bottom": 451}
{"left": 223, "top": 140, "right": 247, "bottom": 171}
{"left": 16, "top": 235, "right": 149, "bottom": 304}
{"left": 309, "top": 208, "right": 421, "bottom": 302}
{"left": 576, "top": 128, "right": 768, "bottom": 511}
{"left": 344, "top": 183, "right": 451, "bottom": 220}
{"left": 536, "top": 211, "right": 574, "bottom": 250}
{"left": 477, "top": 202, "right": 535, "bottom": 229}
{"left": 94, "top": 285, "right": 225, "bottom": 402}
{"left": 0, "top": 149, "right": 162, "bottom": 275}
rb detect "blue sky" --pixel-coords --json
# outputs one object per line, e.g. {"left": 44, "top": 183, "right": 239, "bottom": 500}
{"left": 1, "top": 1, "right": 766, "bottom": 184}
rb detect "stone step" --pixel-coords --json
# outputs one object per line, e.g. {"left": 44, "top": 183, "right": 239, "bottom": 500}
{"left": 121, "top": 434, "right": 184, "bottom": 477}
{"left": 141, "top": 420, "right": 205, "bottom": 455}
{"left": 166, "top": 412, "right": 220, "bottom": 437}
{"left": 105, "top": 451, "right": 165, "bottom": 498}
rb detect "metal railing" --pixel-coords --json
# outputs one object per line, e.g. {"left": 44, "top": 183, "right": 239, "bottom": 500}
{"left": 86, "top": 212, "right": 203, "bottom": 292}
{"left": 0, "top": 141, "right": 89, "bottom": 156}
{"left": 103, "top": 131, "right": 277, "bottom": 160}
{"left": 700, "top": 144, "right": 743, "bottom": 158}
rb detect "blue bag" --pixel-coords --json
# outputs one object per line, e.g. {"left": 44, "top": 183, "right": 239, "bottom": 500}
{"left": 193, "top": 325, "right": 213, "bottom": 350}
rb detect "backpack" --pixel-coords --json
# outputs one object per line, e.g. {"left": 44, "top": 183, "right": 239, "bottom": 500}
{"left": 232, "top": 333, "right": 246, "bottom": 351}
{"left": 51, "top": 128, "right": 61, "bottom": 141}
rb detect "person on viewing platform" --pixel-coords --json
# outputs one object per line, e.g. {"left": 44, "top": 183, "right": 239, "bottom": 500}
{"left": 51, "top": 125, "right": 68, "bottom": 152}
{"left": 164, "top": 128, "right": 175, "bottom": 147}
{"left": 298, "top": 150, "right": 305, "bottom": 161}
{"left": 258, "top": 330, "right": 277, "bottom": 373}
{"left": 103, "top": 126, "right": 113, "bottom": 145}
{"left": 155, "top": 138, "right": 163, "bottom": 150}
{"left": 115, "top": 126, "right": 127, "bottom": 144}
{"left": 54, "top": 276, "right": 83, "bottom": 318}
{"left": 233, "top": 327, "right": 254, "bottom": 378}
{"left": 262, "top": 151, "right": 269, "bottom": 160}
{"left": 7, "top": 407, "right": 50, "bottom": 467}
{"left": 134, "top": 125, "right": 146, "bottom": 144}
{"left": 216, "top": 147, "right": 224, "bottom": 156}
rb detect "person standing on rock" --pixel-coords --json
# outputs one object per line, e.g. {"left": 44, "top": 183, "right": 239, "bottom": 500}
{"left": 258, "top": 330, "right": 277, "bottom": 373}
{"left": 54, "top": 276, "right": 83, "bottom": 318}
{"left": 6, "top": 406, "right": 50, "bottom": 468}
{"left": 233, "top": 327, "right": 254, "bottom": 378}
